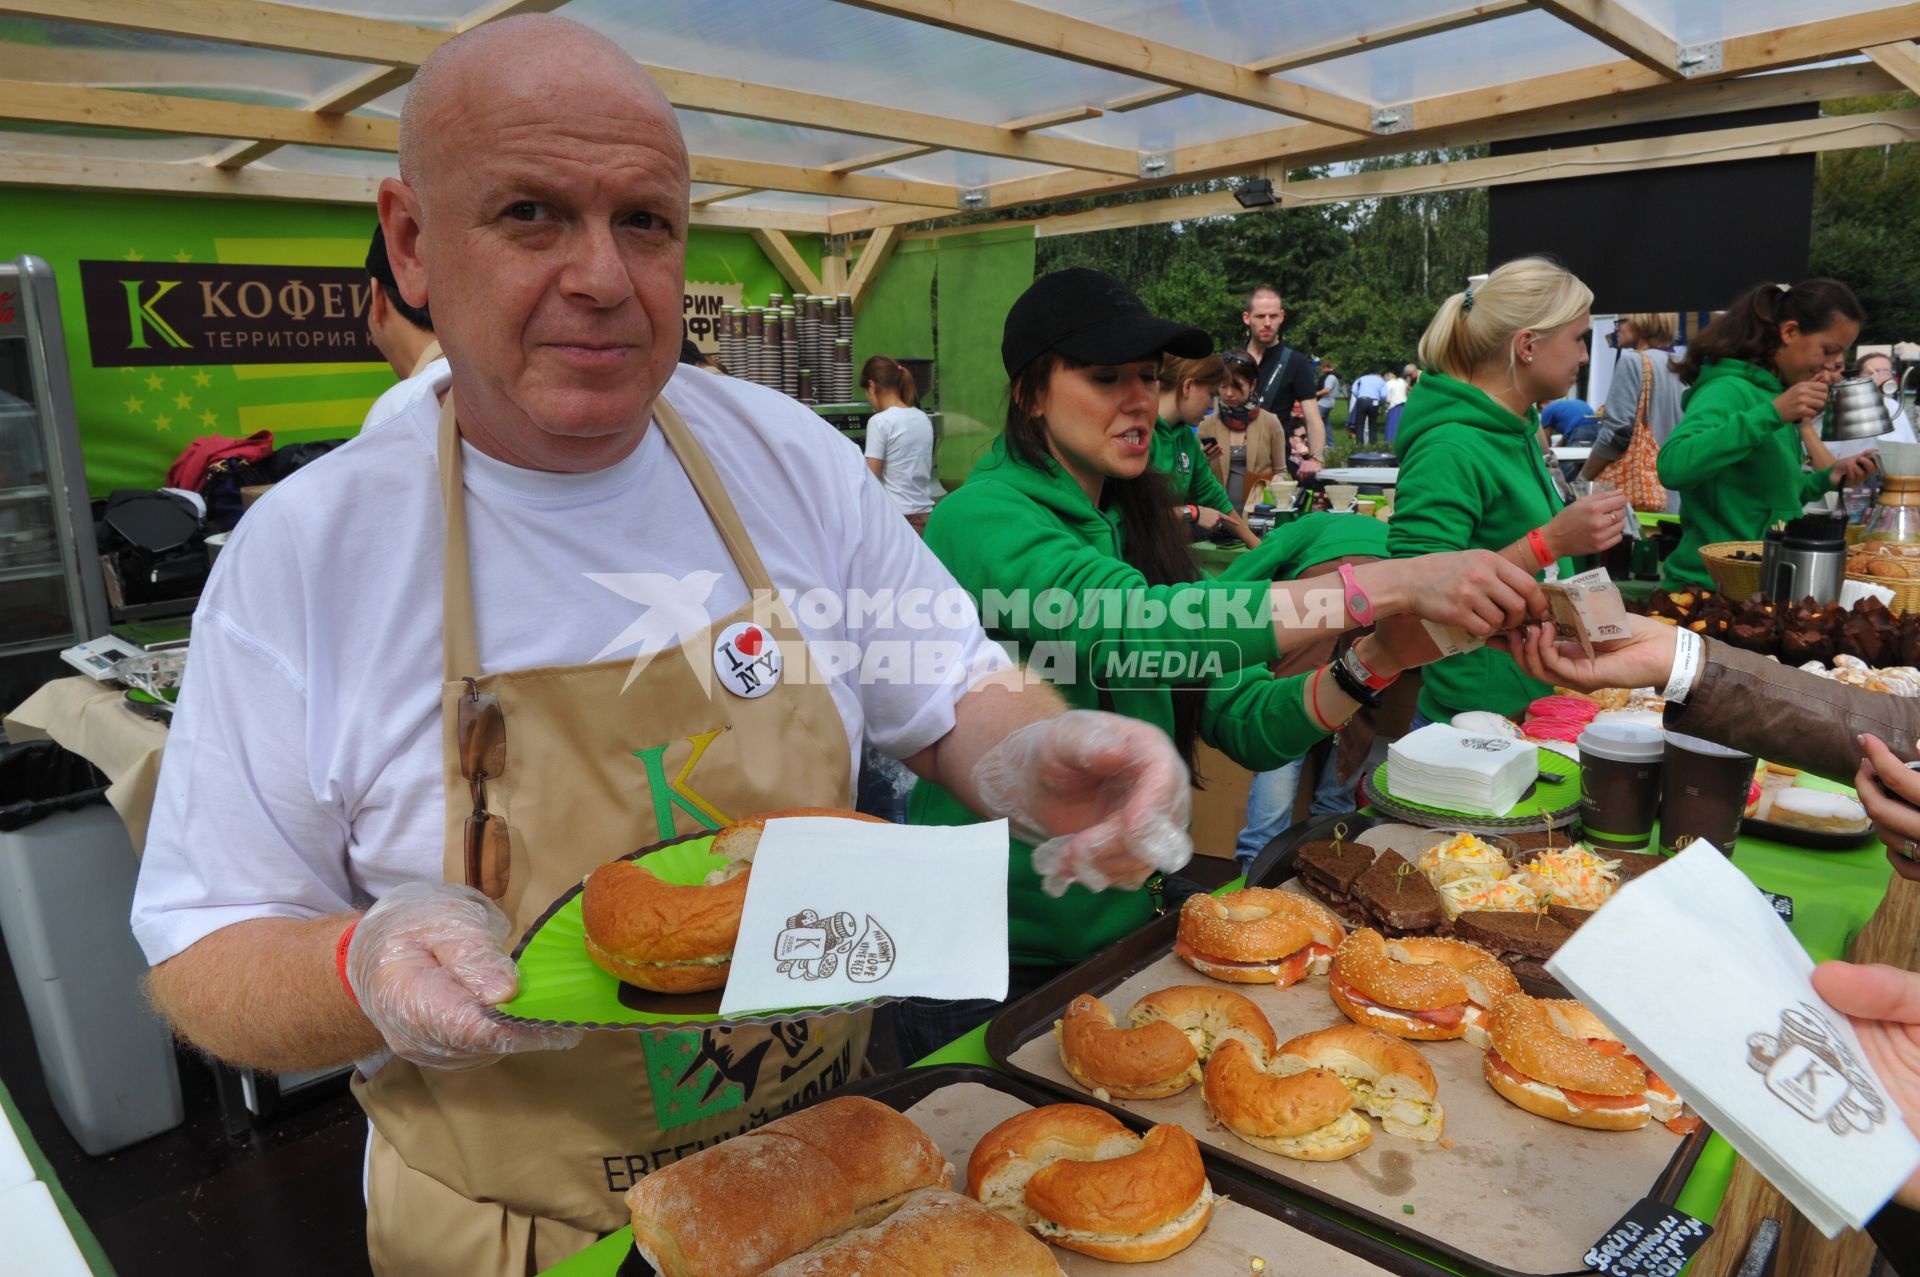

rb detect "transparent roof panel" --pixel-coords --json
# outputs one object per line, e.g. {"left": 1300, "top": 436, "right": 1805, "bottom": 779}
{"left": 1612, "top": 0, "right": 1897, "bottom": 44}
{"left": 1030, "top": 0, "right": 1488, "bottom": 66}
{"left": 1047, "top": 94, "right": 1303, "bottom": 153}
{"left": 703, "top": 190, "right": 871, "bottom": 215}
{"left": 561, "top": 0, "right": 1158, "bottom": 129}
{"left": 868, "top": 152, "right": 1059, "bottom": 188}
{"left": 267, "top": 0, "right": 470, "bottom": 28}
{"left": 0, "top": 15, "right": 371, "bottom": 101}
{"left": 1283, "top": 9, "right": 1618, "bottom": 105}
{"left": 676, "top": 110, "right": 901, "bottom": 170}
{"left": 257, "top": 144, "right": 397, "bottom": 178}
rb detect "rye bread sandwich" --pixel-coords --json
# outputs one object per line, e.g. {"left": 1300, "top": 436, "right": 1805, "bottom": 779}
{"left": 1449, "top": 910, "right": 1576, "bottom": 991}
{"left": 1294, "top": 839, "right": 1376, "bottom": 926}
{"left": 1350, "top": 851, "right": 1446, "bottom": 936}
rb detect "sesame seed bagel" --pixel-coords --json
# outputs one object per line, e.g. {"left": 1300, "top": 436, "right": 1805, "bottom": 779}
{"left": 1126, "top": 985, "right": 1278, "bottom": 1063}
{"left": 1483, "top": 994, "right": 1651, "bottom": 1132}
{"left": 1054, "top": 994, "right": 1200, "bottom": 1099}
{"left": 1202, "top": 1039, "right": 1371, "bottom": 1161}
{"left": 1176, "top": 888, "right": 1346, "bottom": 985}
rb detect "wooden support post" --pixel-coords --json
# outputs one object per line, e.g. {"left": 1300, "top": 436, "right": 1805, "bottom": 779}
{"left": 749, "top": 229, "right": 824, "bottom": 298}
{"left": 846, "top": 226, "right": 899, "bottom": 309}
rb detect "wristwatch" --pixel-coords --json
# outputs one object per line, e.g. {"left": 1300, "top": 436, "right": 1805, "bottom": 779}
{"left": 1327, "top": 648, "right": 1382, "bottom": 709}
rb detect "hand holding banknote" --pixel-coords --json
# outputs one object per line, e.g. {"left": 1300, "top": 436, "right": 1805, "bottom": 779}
{"left": 1810, "top": 960, "right": 1920, "bottom": 1210}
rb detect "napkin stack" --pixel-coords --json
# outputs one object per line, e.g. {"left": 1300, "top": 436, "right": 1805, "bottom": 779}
{"left": 1548, "top": 841, "right": 1920, "bottom": 1236}
{"left": 1387, "top": 723, "right": 1538, "bottom": 816}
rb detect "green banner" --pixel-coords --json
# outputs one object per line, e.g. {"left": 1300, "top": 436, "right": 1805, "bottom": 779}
{"left": 0, "top": 189, "right": 798, "bottom": 497}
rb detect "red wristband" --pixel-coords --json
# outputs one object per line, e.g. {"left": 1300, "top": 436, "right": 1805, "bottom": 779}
{"left": 336, "top": 919, "right": 360, "bottom": 1009}
{"left": 1306, "top": 668, "right": 1337, "bottom": 733}
{"left": 1527, "top": 527, "right": 1556, "bottom": 570}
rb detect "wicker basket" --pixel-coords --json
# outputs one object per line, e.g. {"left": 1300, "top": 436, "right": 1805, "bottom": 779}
{"left": 1845, "top": 572, "right": 1920, "bottom": 615}
{"left": 1700, "top": 541, "right": 1766, "bottom": 602}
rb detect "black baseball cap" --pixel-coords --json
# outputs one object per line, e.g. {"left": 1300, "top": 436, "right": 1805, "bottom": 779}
{"left": 1001, "top": 267, "right": 1211, "bottom": 378}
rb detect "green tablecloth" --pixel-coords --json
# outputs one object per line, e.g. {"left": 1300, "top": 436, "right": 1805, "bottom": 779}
{"left": 544, "top": 786, "right": 1893, "bottom": 1277}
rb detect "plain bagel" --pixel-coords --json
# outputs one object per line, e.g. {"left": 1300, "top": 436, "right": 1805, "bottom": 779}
{"left": 1201, "top": 1039, "right": 1372, "bottom": 1161}
{"left": 1175, "top": 888, "right": 1347, "bottom": 986}
{"left": 1054, "top": 994, "right": 1200, "bottom": 1100}
{"left": 582, "top": 809, "right": 885, "bottom": 994}
{"left": 1274, "top": 1023, "right": 1444, "bottom": 1141}
{"left": 1328, "top": 929, "right": 1510, "bottom": 1042}
{"left": 1483, "top": 994, "right": 1651, "bottom": 1132}
{"left": 1126, "top": 985, "right": 1278, "bottom": 1062}
{"left": 968, "top": 1104, "right": 1214, "bottom": 1262}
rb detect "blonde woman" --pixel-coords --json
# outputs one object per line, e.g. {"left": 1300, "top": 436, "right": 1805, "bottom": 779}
{"left": 1388, "top": 257, "right": 1631, "bottom": 725}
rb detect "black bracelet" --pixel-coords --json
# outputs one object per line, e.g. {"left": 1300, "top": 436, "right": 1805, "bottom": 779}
{"left": 1326, "top": 654, "right": 1382, "bottom": 709}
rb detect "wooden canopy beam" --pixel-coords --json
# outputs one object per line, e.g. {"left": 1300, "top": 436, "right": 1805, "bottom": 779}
{"left": 0, "top": 149, "right": 833, "bottom": 230}
{"left": 1530, "top": 0, "right": 1682, "bottom": 79}
{"left": 0, "top": 79, "right": 962, "bottom": 207}
{"left": 846, "top": 224, "right": 900, "bottom": 308}
{"left": 826, "top": 0, "right": 1377, "bottom": 133}
{"left": 1, "top": 0, "right": 441, "bottom": 66}
{"left": 1865, "top": 40, "right": 1920, "bottom": 95}
{"left": 750, "top": 229, "right": 825, "bottom": 297}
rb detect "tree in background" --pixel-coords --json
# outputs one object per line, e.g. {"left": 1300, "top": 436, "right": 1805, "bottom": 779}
{"left": 1812, "top": 92, "right": 1920, "bottom": 346}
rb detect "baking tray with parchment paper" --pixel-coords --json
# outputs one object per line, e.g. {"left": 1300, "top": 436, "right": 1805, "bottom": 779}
{"left": 984, "top": 838, "right": 1712, "bottom": 1277}
{"left": 617, "top": 1064, "right": 1444, "bottom": 1277}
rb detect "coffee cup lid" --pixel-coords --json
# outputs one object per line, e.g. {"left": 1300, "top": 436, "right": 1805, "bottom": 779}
{"left": 1580, "top": 721, "right": 1664, "bottom": 761}
{"left": 1662, "top": 729, "right": 1753, "bottom": 760}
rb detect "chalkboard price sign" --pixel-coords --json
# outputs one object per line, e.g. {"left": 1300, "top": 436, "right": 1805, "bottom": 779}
{"left": 1584, "top": 1197, "right": 1712, "bottom": 1276}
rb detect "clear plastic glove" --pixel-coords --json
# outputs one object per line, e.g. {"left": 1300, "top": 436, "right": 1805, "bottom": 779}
{"left": 972, "top": 711, "right": 1193, "bottom": 898}
{"left": 346, "top": 881, "right": 582, "bottom": 1070}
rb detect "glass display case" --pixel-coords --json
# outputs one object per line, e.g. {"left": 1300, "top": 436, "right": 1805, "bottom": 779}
{"left": 0, "top": 256, "right": 107, "bottom": 656}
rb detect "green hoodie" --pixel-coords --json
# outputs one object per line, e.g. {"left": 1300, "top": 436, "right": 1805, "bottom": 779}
{"left": 1387, "top": 371, "right": 1571, "bottom": 723}
{"left": 1151, "top": 417, "right": 1235, "bottom": 513}
{"left": 1657, "top": 358, "right": 1833, "bottom": 591}
{"left": 909, "top": 437, "right": 1327, "bottom": 966}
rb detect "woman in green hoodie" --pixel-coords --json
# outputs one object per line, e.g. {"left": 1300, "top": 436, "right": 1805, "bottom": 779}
{"left": 1658, "top": 279, "right": 1876, "bottom": 591}
{"left": 894, "top": 267, "right": 1546, "bottom": 1059}
{"left": 1388, "top": 256, "right": 1633, "bottom": 726}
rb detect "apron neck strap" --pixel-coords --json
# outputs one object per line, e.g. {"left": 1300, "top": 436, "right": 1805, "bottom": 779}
{"left": 436, "top": 386, "right": 777, "bottom": 681}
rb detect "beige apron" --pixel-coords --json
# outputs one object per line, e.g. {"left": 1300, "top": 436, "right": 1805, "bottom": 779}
{"left": 354, "top": 390, "right": 866, "bottom": 1277}
{"left": 408, "top": 339, "right": 444, "bottom": 377}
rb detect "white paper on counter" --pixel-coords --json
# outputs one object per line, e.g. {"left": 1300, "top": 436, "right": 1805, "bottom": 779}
{"left": 1547, "top": 840, "right": 1920, "bottom": 1236}
{"left": 719, "top": 816, "right": 1009, "bottom": 1017}
{"left": 0, "top": 1182, "right": 92, "bottom": 1277}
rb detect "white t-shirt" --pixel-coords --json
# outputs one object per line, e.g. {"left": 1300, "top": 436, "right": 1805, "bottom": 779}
{"left": 1385, "top": 376, "right": 1409, "bottom": 408}
{"left": 862, "top": 405, "right": 944, "bottom": 516}
{"left": 131, "top": 366, "right": 1005, "bottom": 966}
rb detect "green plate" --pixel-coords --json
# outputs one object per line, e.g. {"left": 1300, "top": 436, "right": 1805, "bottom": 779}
{"left": 489, "top": 831, "right": 831, "bottom": 1031}
{"left": 1362, "top": 758, "right": 1582, "bottom": 835}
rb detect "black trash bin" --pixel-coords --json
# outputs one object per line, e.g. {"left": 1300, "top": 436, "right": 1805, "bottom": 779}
{"left": 0, "top": 740, "right": 184, "bottom": 1153}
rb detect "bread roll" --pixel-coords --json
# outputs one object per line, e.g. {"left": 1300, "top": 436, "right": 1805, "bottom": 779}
{"left": 581, "top": 859, "right": 747, "bottom": 993}
{"left": 758, "top": 1188, "right": 1062, "bottom": 1276}
{"left": 628, "top": 1096, "right": 952, "bottom": 1277}
{"left": 711, "top": 808, "right": 888, "bottom": 862}
{"left": 1482, "top": 994, "right": 1650, "bottom": 1132}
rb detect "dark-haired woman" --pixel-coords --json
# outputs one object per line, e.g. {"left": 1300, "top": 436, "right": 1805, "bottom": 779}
{"left": 893, "top": 268, "right": 1546, "bottom": 1059}
{"left": 861, "top": 355, "right": 944, "bottom": 533}
{"left": 1659, "top": 279, "right": 1880, "bottom": 591}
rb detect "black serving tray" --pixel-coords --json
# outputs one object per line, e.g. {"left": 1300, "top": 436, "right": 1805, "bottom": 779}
{"left": 981, "top": 854, "right": 1712, "bottom": 1277}
{"left": 617, "top": 1063, "right": 1440, "bottom": 1276}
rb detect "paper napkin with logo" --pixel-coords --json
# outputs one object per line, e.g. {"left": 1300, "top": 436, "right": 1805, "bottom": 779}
{"left": 718, "top": 816, "right": 1010, "bottom": 1018}
{"left": 1547, "top": 840, "right": 1920, "bottom": 1236}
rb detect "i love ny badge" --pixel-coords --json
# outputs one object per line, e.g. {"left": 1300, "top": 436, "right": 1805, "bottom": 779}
{"left": 714, "top": 621, "right": 782, "bottom": 699}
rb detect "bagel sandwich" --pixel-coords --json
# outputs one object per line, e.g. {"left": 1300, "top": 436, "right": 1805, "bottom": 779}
{"left": 1176, "top": 888, "right": 1346, "bottom": 986}
{"left": 1328, "top": 929, "right": 1514, "bottom": 1043}
{"left": 1274, "top": 1023, "right": 1444, "bottom": 1142}
{"left": 583, "top": 809, "right": 884, "bottom": 993}
{"left": 1202, "top": 1040, "right": 1371, "bottom": 1161}
{"left": 1125, "top": 985, "right": 1277, "bottom": 1063}
{"left": 968, "top": 1104, "right": 1213, "bottom": 1262}
{"left": 1054, "top": 994, "right": 1200, "bottom": 1100}
{"left": 757, "top": 1188, "right": 1062, "bottom": 1277}
{"left": 1541, "top": 1000, "right": 1700, "bottom": 1134}
{"left": 1482, "top": 994, "right": 1651, "bottom": 1131}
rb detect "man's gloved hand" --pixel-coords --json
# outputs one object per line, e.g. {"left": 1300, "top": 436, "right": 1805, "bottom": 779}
{"left": 346, "top": 882, "right": 582, "bottom": 1070}
{"left": 972, "top": 711, "right": 1193, "bottom": 898}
